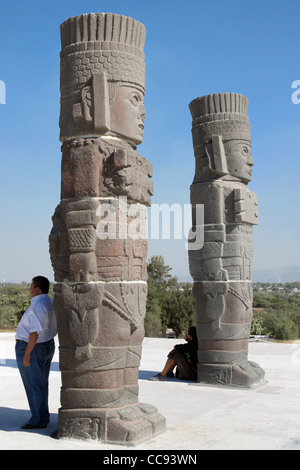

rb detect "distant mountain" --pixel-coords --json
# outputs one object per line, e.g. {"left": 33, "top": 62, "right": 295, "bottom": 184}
{"left": 252, "top": 266, "right": 300, "bottom": 283}
{"left": 178, "top": 275, "right": 193, "bottom": 284}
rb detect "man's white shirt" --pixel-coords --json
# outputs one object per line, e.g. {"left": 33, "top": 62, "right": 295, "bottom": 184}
{"left": 15, "top": 294, "right": 57, "bottom": 343}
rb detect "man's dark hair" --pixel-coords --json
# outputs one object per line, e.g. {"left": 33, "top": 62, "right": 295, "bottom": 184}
{"left": 188, "top": 326, "right": 198, "bottom": 342}
{"left": 32, "top": 276, "right": 50, "bottom": 294}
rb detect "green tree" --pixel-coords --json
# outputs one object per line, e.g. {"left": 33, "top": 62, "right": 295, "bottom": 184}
{"left": 0, "top": 284, "right": 31, "bottom": 329}
{"left": 145, "top": 255, "right": 178, "bottom": 337}
{"left": 161, "top": 286, "right": 195, "bottom": 337}
{"left": 144, "top": 295, "right": 162, "bottom": 337}
{"left": 145, "top": 274, "right": 163, "bottom": 337}
{"left": 145, "top": 255, "right": 195, "bottom": 337}
{"left": 251, "top": 291, "right": 300, "bottom": 340}
{"left": 147, "top": 255, "right": 178, "bottom": 290}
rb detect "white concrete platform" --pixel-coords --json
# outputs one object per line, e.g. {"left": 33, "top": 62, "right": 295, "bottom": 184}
{"left": 1, "top": 332, "right": 300, "bottom": 451}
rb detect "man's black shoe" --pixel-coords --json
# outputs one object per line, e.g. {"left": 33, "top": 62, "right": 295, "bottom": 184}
{"left": 21, "top": 423, "right": 47, "bottom": 429}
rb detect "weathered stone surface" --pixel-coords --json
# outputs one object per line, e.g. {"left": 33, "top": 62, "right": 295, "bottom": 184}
{"left": 188, "top": 93, "right": 265, "bottom": 388}
{"left": 50, "top": 197, "right": 148, "bottom": 283}
{"left": 58, "top": 403, "right": 166, "bottom": 446}
{"left": 49, "top": 12, "right": 165, "bottom": 444}
{"left": 60, "top": 138, "right": 153, "bottom": 204}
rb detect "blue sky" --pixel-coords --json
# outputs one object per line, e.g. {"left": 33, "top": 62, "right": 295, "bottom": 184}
{"left": 0, "top": 0, "right": 299, "bottom": 282}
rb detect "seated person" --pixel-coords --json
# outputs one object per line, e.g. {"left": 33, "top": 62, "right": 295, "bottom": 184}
{"left": 149, "top": 326, "right": 198, "bottom": 381}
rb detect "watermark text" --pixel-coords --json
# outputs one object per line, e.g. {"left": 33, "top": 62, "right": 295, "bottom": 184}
{"left": 0, "top": 80, "right": 6, "bottom": 104}
{"left": 291, "top": 80, "right": 300, "bottom": 104}
{"left": 95, "top": 196, "right": 204, "bottom": 250}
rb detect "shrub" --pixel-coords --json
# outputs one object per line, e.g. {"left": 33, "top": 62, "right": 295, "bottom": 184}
{"left": 251, "top": 313, "right": 269, "bottom": 336}
{"left": 262, "top": 310, "right": 297, "bottom": 340}
{"left": 251, "top": 309, "right": 298, "bottom": 340}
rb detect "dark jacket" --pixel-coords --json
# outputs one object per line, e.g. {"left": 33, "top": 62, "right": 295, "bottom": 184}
{"left": 174, "top": 339, "right": 198, "bottom": 372}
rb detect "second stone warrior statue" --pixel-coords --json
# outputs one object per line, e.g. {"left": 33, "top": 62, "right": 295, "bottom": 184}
{"left": 49, "top": 13, "right": 166, "bottom": 445}
{"left": 188, "top": 93, "right": 265, "bottom": 388}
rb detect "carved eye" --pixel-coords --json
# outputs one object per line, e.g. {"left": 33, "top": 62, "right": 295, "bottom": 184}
{"left": 129, "top": 92, "right": 140, "bottom": 106}
{"left": 241, "top": 146, "right": 249, "bottom": 156}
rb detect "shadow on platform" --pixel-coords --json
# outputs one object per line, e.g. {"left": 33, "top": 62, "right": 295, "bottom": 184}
{"left": 0, "top": 407, "right": 58, "bottom": 434}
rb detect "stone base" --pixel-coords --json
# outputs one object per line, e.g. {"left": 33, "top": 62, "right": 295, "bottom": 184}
{"left": 197, "top": 360, "right": 266, "bottom": 389}
{"left": 57, "top": 402, "right": 166, "bottom": 446}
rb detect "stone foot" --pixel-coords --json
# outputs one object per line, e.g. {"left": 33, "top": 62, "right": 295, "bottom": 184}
{"left": 106, "top": 402, "right": 166, "bottom": 446}
{"left": 58, "top": 402, "right": 166, "bottom": 446}
{"left": 198, "top": 360, "right": 266, "bottom": 389}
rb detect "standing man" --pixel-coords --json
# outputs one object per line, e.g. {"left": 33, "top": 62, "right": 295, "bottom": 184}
{"left": 15, "top": 276, "right": 57, "bottom": 429}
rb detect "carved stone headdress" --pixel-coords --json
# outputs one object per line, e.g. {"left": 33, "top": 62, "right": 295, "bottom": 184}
{"left": 59, "top": 13, "right": 146, "bottom": 141}
{"left": 189, "top": 93, "right": 251, "bottom": 178}
{"left": 189, "top": 93, "right": 250, "bottom": 145}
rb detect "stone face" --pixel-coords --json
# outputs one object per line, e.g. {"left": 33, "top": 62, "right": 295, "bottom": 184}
{"left": 188, "top": 93, "right": 265, "bottom": 388}
{"left": 49, "top": 12, "right": 165, "bottom": 444}
{"left": 59, "top": 13, "right": 146, "bottom": 145}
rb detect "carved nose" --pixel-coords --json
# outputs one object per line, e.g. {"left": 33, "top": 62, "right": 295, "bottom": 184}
{"left": 138, "top": 104, "right": 146, "bottom": 121}
{"left": 247, "top": 153, "right": 254, "bottom": 166}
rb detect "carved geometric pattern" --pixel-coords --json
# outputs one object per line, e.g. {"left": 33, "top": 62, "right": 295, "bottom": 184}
{"left": 61, "top": 51, "right": 145, "bottom": 88}
{"left": 68, "top": 228, "right": 95, "bottom": 249}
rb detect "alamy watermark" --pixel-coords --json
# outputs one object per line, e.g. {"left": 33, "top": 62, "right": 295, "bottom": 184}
{"left": 95, "top": 196, "right": 204, "bottom": 250}
{"left": 0, "top": 80, "right": 6, "bottom": 104}
{"left": 291, "top": 80, "right": 300, "bottom": 104}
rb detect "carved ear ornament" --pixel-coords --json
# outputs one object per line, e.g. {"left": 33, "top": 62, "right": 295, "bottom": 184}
{"left": 205, "top": 134, "right": 228, "bottom": 176}
{"left": 73, "top": 71, "right": 110, "bottom": 132}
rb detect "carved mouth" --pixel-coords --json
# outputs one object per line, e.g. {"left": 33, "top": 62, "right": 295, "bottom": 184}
{"left": 138, "top": 124, "right": 144, "bottom": 130}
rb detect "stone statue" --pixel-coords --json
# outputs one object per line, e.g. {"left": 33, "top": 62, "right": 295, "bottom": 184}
{"left": 188, "top": 93, "right": 265, "bottom": 388}
{"left": 49, "top": 13, "right": 165, "bottom": 445}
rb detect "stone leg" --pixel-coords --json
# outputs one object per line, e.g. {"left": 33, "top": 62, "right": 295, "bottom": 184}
{"left": 193, "top": 281, "right": 265, "bottom": 388}
{"left": 54, "top": 282, "right": 165, "bottom": 445}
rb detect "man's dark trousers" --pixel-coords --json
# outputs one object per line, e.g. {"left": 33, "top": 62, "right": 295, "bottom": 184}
{"left": 16, "top": 339, "right": 55, "bottom": 426}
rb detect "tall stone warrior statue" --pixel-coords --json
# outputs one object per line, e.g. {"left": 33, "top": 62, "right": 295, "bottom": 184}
{"left": 49, "top": 13, "right": 165, "bottom": 444}
{"left": 188, "top": 93, "right": 265, "bottom": 388}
